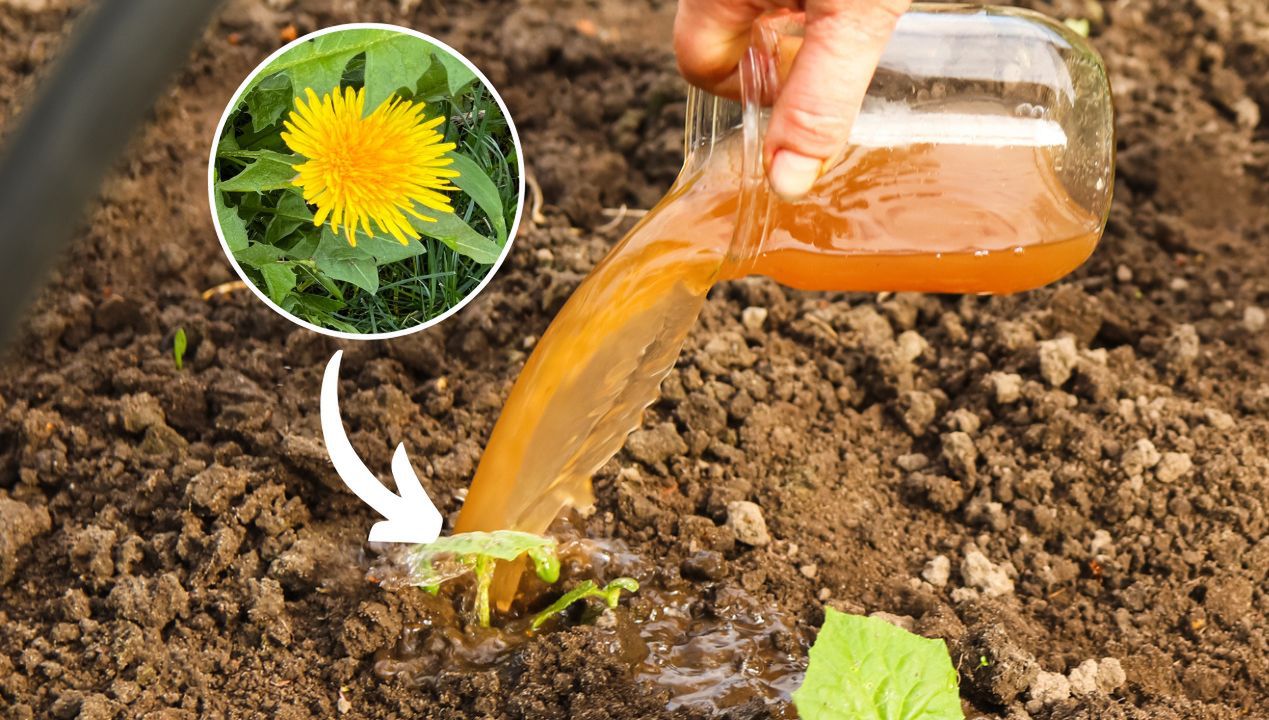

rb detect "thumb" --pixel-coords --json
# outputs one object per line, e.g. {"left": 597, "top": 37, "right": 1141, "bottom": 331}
{"left": 765, "top": 0, "right": 909, "bottom": 200}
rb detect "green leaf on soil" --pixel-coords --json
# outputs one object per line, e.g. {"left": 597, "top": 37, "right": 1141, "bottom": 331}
{"left": 214, "top": 190, "right": 250, "bottom": 252}
{"left": 530, "top": 578, "right": 640, "bottom": 630}
{"left": 448, "top": 152, "right": 506, "bottom": 242}
{"left": 172, "top": 328, "right": 187, "bottom": 371}
{"left": 405, "top": 531, "right": 560, "bottom": 589}
{"left": 410, "top": 211, "right": 501, "bottom": 265}
{"left": 244, "top": 72, "right": 293, "bottom": 132}
{"left": 794, "top": 609, "right": 964, "bottom": 720}
{"left": 218, "top": 152, "right": 300, "bottom": 193}
{"left": 313, "top": 230, "right": 380, "bottom": 294}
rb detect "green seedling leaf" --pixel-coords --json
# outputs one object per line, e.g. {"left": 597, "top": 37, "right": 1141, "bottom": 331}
{"left": 794, "top": 609, "right": 963, "bottom": 720}
{"left": 214, "top": 190, "right": 250, "bottom": 252}
{"left": 172, "top": 328, "right": 187, "bottom": 371}
{"left": 313, "top": 230, "right": 380, "bottom": 294}
{"left": 410, "top": 211, "right": 501, "bottom": 265}
{"left": 411, "top": 531, "right": 557, "bottom": 563}
{"left": 218, "top": 152, "right": 300, "bottom": 193}
{"left": 530, "top": 578, "right": 640, "bottom": 630}
{"left": 405, "top": 531, "right": 560, "bottom": 628}
{"left": 258, "top": 263, "right": 298, "bottom": 304}
{"left": 244, "top": 72, "right": 293, "bottom": 132}
{"left": 448, "top": 152, "right": 507, "bottom": 242}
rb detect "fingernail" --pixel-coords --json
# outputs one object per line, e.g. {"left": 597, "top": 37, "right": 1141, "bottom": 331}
{"left": 769, "top": 149, "right": 822, "bottom": 201}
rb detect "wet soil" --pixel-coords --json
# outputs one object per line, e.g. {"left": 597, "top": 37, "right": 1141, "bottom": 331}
{"left": 0, "top": 0, "right": 1267, "bottom": 718}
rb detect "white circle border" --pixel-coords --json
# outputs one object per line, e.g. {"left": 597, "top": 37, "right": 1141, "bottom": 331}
{"left": 206, "top": 22, "right": 526, "bottom": 341}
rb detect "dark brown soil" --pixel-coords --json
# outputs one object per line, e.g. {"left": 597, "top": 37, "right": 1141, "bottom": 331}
{"left": 1, "top": 0, "right": 1267, "bottom": 718}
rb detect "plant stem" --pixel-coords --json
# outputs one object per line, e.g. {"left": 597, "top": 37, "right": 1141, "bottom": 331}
{"left": 473, "top": 554, "right": 494, "bottom": 628}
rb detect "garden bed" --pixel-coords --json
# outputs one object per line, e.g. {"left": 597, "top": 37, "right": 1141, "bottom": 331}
{"left": 0, "top": 0, "right": 1266, "bottom": 718}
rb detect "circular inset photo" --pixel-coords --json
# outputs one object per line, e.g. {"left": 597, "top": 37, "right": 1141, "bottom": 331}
{"left": 209, "top": 24, "right": 523, "bottom": 339}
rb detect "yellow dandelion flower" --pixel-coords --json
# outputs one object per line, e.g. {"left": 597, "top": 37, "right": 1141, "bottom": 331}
{"left": 281, "top": 86, "right": 460, "bottom": 247}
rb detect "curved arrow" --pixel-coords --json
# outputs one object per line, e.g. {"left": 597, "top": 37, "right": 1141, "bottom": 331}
{"left": 320, "top": 350, "right": 442, "bottom": 544}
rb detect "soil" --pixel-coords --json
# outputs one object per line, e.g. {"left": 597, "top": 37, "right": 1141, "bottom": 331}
{"left": 0, "top": 0, "right": 1267, "bottom": 718}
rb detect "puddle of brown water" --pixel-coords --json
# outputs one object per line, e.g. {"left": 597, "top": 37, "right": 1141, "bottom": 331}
{"left": 368, "top": 533, "right": 807, "bottom": 715}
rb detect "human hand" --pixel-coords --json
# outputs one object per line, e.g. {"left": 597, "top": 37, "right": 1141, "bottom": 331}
{"left": 674, "top": 0, "right": 911, "bottom": 200}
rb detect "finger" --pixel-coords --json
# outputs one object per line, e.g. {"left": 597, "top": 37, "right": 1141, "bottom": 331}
{"left": 674, "top": 0, "right": 797, "bottom": 98}
{"left": 766, "top": 0, "right": 909, "bottom": 200}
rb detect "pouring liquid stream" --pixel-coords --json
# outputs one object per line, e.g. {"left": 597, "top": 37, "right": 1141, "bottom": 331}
{"left": 455, "top": 120, "right": 1101, "bottom": 606}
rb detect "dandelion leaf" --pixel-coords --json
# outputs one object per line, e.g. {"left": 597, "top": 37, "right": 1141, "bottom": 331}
{"left": 313, "top": 230, "right": 380, "bottom": 294}
{"left": 449, "top": 153, "right": 507, "bottom": 243}
{"left": 244, "top": 73, "right": 293, "bottom": 132}
{"left": 410, "top": 211, "right": 501, "bottom": 265}
{"left": 363, "top": 33, "right": 435, "bottom": 110}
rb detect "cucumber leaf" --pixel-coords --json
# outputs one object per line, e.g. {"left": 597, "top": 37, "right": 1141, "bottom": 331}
{"left": 794, "top": 610, "right": 964, "bottom": 720}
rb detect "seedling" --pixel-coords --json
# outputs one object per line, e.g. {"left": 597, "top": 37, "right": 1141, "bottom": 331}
{"left": 406, "top": 530, "right": 561, "bottom": 628}
{"left": 173, "top": 327, "right": 187, "bottom": 370}
{"left": 530, "top": 577, "right": 639, "bottom": 630}
{"left": 405, "top": 530, "right": 640, "bottom": 630}
{"left": 794, "top": 609, "right": 963, "bottom": 720}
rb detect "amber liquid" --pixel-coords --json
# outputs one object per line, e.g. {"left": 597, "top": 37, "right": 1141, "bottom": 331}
{"left": 456, "top": 138, "right": 1101, "bottom": 604}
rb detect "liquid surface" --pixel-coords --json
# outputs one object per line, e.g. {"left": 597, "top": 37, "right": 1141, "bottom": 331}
{"left": 456, "top": 136, "right": 1101, "bottom": 603}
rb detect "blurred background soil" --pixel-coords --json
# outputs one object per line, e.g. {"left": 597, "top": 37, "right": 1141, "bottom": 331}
{"left": 0, "top": 0, "right": 1266, "bottom": 718}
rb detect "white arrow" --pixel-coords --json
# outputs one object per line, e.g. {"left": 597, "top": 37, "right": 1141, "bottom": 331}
{"left": 320, "top": 350, "right": 442, "bottom": 544}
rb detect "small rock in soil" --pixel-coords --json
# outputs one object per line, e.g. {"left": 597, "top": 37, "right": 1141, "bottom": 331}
{"left": 725, "top": 501, "right": 771, "bottom": 547}
{"left": 185, "top": 464, "right": 251, "bottom": 515}
{"left": 960, "top": 622, "right": 1038, "bottom": 705}
{"left": 988, "top": 372, "right": 1024, "bottom": 404}
{"left": 899, "top": 390, "right": 938, "bottom": 436}
{"left": 625, "top": 422, "right": 688, "bottom": 466}
{"left": 1027, "top": 670, "right": 1072, "bottom": 710}
{"left": 1038, "top": 335, "right": 1079, "bottom": 387}
{"left": 741, "top": 306, "right": 767, "bottom": 331}
{"left": 1096, "top": 657, "right": 1126, "bottom": 693}
{"left": 1160, "top": 323, "right": 1200, "bottom": 377}
{"left": 1154, "top": 452, "right": 1193, "bottom": 483}
{"left": 897, "top": 453, "right": 928, "bottom": 471}
{"left": 869, "top": 611, "right": 915, "bottom": 632}
{"left": 0, "top": 497, "right": 52, "bottom": 586}
{"left": 1121, "top": 438, "right": 1161, "bottom": 477}
{"left": 1244, "top": 306, "right": 1267, "bottom": 332}
{"left": 680, "top": 550, "right": 726, "bottom": 581}
{"left": 1068, "top": 659, "right": 1101, "bottom": 695}
{"left": 119, "top": 392, "right": 165, "bottom": 433}
{"left": 922, "top": 555, "right": 951, "bottom": 587}
{"left": 961, "top": 550, "right": 1014, "bottom": 597}
{"left": 941, "top": 431, "right": 978, "bottom": 480}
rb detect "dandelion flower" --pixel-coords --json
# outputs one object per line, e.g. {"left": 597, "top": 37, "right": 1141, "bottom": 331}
{"left": 282, "top": 86, "right": 460, "bottom": 246}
